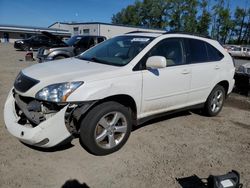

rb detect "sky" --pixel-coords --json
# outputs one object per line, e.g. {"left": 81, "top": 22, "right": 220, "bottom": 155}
{"left": 0, "top": 0, "right": 249, "bottom": 28}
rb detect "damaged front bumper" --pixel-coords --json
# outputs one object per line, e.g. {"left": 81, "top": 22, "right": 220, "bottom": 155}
{"left": 4, "top": 90, "right": 72, "bottom": 148}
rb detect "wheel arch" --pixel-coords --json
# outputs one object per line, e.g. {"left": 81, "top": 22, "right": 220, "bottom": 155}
{"left": 48, "top": 50, "right": 72, "bottom": 59}
{"left": 216, "top": 80, "right": 229, "bottom": 97}
{"left": 73, "top": 94, "right": 138, "bottom": 131}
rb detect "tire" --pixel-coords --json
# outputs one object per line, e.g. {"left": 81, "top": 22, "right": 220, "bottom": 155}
{"left": 79, "top": 101, "right": 132, "bottom": 155}
{"left": 204, "top": 85, "right": 225, "bottom": 116}
{"left": 54, "top": 55, "right": 66, "bottom": 60}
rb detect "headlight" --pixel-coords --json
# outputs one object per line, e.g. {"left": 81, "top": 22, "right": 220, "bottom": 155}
{"left": 35, "top": 81, "right": 83, "bottom": 102}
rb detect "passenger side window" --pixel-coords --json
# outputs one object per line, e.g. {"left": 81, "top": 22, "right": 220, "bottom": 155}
{"left": 147, "top": 38, "right": 184, "bottom": 67}
{"left": 187, "top": 39, "right": 208, "bottom": 63}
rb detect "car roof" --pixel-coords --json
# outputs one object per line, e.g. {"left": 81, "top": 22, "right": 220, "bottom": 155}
{"left": 73, "top": 35, "right": 106, "bottom": 38}
{"left": 124, "top": 31, "right": 213, "bottom": 41}
{"left": 125, "top": 32, "right": 163, "bottom": 38}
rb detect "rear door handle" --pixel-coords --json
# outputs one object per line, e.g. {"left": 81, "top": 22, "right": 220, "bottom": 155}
{"left": 181, "top": 69, "right": 190, "bottom": 74}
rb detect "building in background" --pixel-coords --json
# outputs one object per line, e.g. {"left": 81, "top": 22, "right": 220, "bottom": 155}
{"left": 0, "top": 24, "right": 70, "bottom": 43}
{"left": 49, "top": 22, "right": 165, "bottom": 39}
{"left": 0, "top": 22, "right": 164, "bottom": 43}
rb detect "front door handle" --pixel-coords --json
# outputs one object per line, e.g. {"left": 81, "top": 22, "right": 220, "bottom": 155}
{"left": 215, "top": 65, "right": 220, "bottom": 70}
{"left": 181, "top": 69, "right": 190, "bottom": 74}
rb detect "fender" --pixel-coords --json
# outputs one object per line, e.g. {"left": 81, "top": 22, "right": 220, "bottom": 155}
{"left": 67, "top": 73, "right": 143, "bottom": 115}
{"left": 47, "top": 49, "right": 74, "bottom": 59}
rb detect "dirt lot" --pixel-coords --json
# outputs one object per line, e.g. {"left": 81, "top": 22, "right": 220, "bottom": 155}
{"left": 0, "top": 43, "right": 249, "bottom": 188}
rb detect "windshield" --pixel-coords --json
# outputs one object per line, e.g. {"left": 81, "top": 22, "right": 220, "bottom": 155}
{"left": 78, "top": 36, "right": 154, "bottom": 66}
{"left": 66, "top": 36, "right": 83, "bottom": 46}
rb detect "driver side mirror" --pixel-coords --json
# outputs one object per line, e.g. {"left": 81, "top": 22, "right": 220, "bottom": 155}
{"left": 146, "top": 56, "right": 167, "bottom": 69}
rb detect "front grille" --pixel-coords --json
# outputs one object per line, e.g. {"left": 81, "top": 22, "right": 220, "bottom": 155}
{"left": 14, "top": 72, "right": 39, "bottom": 93}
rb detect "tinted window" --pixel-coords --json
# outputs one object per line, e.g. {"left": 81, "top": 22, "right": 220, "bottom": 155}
{"left": 206, "top": 43, "right": 224, "bottom": 61}
{"left": 187, "top": 39, "right": 208, "bottom": 63}
{"left": 97, "top": 37, "right": 105, "bottom": 43}
{"left": 66, "top": 36, "right": 83, "bottom": 46}
{"left": 77, "top": 37, "right": 90, "bottom": 48}
{"left": 88, "top": 37, "right": 95, "bottom": 47}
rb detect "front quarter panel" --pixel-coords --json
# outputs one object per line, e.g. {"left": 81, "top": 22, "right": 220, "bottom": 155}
{"left": 67, "top": 72, "right": 142, "bottom": 113}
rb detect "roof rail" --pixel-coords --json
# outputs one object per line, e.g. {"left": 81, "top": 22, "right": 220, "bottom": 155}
{"left": 125, "top": 30, "right": 165, "bottom": 34}
{"left": 164, "top": 31, "right": 212, "bottom": 39}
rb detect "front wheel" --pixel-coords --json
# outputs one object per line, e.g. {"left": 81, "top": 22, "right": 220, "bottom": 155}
{"left": 79, "top": 101, "right": 132, "bottom": 155}
{"left": 204, "top": 85, "right": 225, "bottom": 116}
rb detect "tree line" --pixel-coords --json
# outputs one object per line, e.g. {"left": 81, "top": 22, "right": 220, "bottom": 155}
{"left": 111, "top": 0, "right": 250, "bottom": 44}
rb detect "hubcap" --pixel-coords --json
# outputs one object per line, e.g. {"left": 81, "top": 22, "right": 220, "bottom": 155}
{"left": 94, "top": 112, "right": 127, "bottom": 149}
{"left": 210, "top": 90, "right": 223, "bottom": 113}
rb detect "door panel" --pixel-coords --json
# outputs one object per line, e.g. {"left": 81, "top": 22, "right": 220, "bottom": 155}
{"left": 140, "top": 38, "right": 191, "bottom": 115}
{"left": 184, "top": 38, "right": 223, "bottom": 105}
{"left": 142, "top": 65, "right": 191, "bottom": 114}
{"left": 188, "top": 62, "right": 220, "bottom": 105}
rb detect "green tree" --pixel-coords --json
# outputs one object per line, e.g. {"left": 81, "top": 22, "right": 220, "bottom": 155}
{"left": 197, "top": 0, "right": 211, "bottom": 36}
{"left": 182, "top": 0, "right": 199, "bottom": 32}
{"left": 168, "top": 0, "right": 186, "bottom": 31}
{"left": 219, "top": 8, "right": 233, "bottom": 43}
{"left": 241, "top": 8, "right": 250, "bottom": 44}
{"left": 234, "top": 7, "right": 247, "bottom": 43}
{"left": 111, "top": 1, "right": 142, "bottom": 26}
{"left": 140, "top": 0, "right": 168, "bottom": 29}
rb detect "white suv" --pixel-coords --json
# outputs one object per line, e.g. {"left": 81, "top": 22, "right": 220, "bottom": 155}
{"left": 4, "top": 32, "right": 235, "bottom": 155}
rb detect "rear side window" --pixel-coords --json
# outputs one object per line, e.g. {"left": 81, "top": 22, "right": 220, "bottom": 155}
{"left": 206, "top": 43, "right": 224, "bottom": 61}
{"left": 186, "top": 38, "right": 224, "bottom": 63}
{"left": 187, "top": 39, "right": 208, "bottom": 63}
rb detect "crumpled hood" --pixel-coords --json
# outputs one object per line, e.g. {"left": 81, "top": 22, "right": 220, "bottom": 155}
{"left": 22, "top": 58, "right": 121, "bottom": 84}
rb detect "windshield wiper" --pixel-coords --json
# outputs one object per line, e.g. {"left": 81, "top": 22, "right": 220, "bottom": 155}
{"left": 77, "top": 56, "right": 110, "bottom": 65}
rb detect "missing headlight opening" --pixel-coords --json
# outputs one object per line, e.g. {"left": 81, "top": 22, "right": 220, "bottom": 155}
{"left": 13, "top": 89, "right": 95, "bottom": 135}
{"left": 13, "top": 90, "right": 65, "bottom": 127}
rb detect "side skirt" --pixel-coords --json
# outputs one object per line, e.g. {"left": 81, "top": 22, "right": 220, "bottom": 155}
{"left": 137, "top": 103, "right": 204, "bottom": 125}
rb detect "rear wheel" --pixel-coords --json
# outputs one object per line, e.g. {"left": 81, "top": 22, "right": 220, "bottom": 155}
{"left": 204, "top": 85, "right": 225, "bottom": 116}
{"left": 79, "top": 101, "right": 132, "bottom": 155}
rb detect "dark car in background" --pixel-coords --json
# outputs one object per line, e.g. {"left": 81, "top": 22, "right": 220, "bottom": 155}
{"left": 14, "top": 34, "right": 66, "bottom": 51}
{"left": 37, "top": 33, "right": 106, "bottom": 62}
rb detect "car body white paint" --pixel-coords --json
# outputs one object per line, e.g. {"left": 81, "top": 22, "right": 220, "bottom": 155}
{"left": 4, "top": 33, "right": 235, "bottom": 147}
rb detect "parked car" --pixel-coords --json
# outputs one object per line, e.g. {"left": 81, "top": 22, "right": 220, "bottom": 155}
{"left": 4, "top": 32, "right": 235, "bottom": 155}
{"left": 227, "top": 46, "right": 249, "bottom": 58}
{"left": 14, "top": 34, "right": 66, "bottom": 51}
{"left": 37, "top": 33, "right": 106, "bottom": 62}
{"left": 234, "top": 63, "right": 250, "bottom": 96}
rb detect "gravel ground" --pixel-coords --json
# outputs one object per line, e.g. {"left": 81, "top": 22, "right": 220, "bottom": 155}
{"left": 0, "top": 43, "right": 249, "bottom": 188}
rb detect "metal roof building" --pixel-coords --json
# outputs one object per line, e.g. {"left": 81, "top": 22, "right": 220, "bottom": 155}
{"left": 49, "top": 22, "right": 165, "bottom": 39}
{"left": 0, "top": 24, "right": 70, "bottom": 43}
